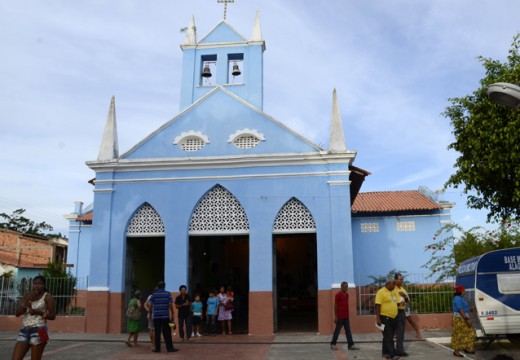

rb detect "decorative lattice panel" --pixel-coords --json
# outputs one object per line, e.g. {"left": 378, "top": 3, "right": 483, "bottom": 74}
{"left": 189, "top": 186, "right": 249, "bottom": 234}
{"left": 233, "top": 135, "right": 260, "bottom": 149}
{"left": 180, "top": 136, "right": 205, "bottom": 151}
{"left": 397, "top": 221, "right": 416, "bottom": 232}
{"left": 126, "top": 204, "right": 165, "bottom": 237}
{"left": 273, "top": 198, "right": 316, "bottom": 233}
{"left": 361, "top": 222, "right": 380, "bottom": 233}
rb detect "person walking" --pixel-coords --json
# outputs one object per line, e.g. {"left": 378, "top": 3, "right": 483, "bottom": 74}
{"left": 330, "top": 281, "right": 359, "bottom": 351}
{"left": 149, "top": 281, "right": 178, "bottom": 353}
{"left": 143, "top": 291, "right": 155, "bottom": 351}
{"left": 175, "top": 285, "right": 192, "bottom": 341}
{"left": 125, "top": 290, "right": 142, "bottom": 347}
{"left": 376, "top": 278, "right": 400, "bottom": 360}
{"left": 451, "top": 285, "right": 476, "bottom": 357}
{"left": 394, "top": 274, "right": 409, "bottom": 357}
{"left": 12, "top": 275, "right": 56, "bottom": 360}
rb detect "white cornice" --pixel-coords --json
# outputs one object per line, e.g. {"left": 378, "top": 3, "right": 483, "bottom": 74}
{"left": 92, "top": 170, "right": 351, "bottom": 185}
{"left": 87, "top": 151, "right": 356, "bottom": 172}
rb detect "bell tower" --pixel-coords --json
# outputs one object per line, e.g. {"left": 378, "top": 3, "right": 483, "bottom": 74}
{"left": 179, "top": 11, "right": 266, "bottom": 110}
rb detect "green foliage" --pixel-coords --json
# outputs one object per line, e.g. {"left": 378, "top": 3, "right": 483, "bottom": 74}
{"left": 444, "top": 33, "right": 520, "bottom": 222}
{"left": 423, "top": 221, "right": 520, "bottom": 281}
{"left": 367, "top": 269, "right": 408, "bottom": 287}
{"left": 409, "top": 284, "right": 453, "bottom": 313}
{"left": 0, "top": 208, "right": 53, "bottom": 236}
{"left": 42, "top": 262, "right": 77, "bottom": 314}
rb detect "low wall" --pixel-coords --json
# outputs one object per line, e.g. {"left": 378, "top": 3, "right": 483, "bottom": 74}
{"left": 0, "top": 316, "right": 86, "bottom": 333}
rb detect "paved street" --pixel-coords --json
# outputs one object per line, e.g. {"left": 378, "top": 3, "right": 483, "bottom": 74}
{"left": 0, "top": 330, "right": 518, "bottom": 359}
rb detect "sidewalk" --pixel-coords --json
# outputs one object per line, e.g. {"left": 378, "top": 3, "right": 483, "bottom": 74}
{"left": 0, "top": 329, "right": 452, "bottom": 344}
{"left": 6, "top": 330, "right": 516, "bottom": 360}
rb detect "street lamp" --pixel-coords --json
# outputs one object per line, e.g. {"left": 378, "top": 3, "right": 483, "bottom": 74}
{"left": 487, "top": 82, "right": 520, "bottom": 108}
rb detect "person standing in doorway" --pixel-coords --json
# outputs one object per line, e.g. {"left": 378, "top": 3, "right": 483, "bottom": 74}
{"left": 217, "top": 286, "right": 233, "bottom": 335}
{"left": 149, "top": 281, "right": 178, "bottom": 353}
{"left": 191, "top": 294, "right": 203, "bottom": 337}
{"left": 175, "top": 285, "right": 192, "bottom": 341}
{"left": 393, "top": 273, "right": 409, "bottom": 357}
{"left": 375, "top": 278, "right": 399, "bottom": 360}
{"left": 330, "top": 281, "right": 359, "bottom": 351}
{"left": 206, "top": 290, "right": 219, "bottom": 336}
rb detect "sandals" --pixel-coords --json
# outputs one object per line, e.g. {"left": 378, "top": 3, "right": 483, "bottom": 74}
{"left": 125, "top": 341, "right": 132, "bottom": 347}
{"left": 453, "top": 351, "right": 463, "bottom": 357}
{"left": 464, "top": 349, "right": 476, "bottom": 354}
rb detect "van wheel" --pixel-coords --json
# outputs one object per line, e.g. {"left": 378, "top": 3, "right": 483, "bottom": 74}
{"left": 507, "top": 334, "right": 520, "bottom": 343}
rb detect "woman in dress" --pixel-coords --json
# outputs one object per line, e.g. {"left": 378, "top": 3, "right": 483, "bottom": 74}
{"left": 125, "top": 290, "right": 142, "bottom": 347}
{"left": 217, "top": 286, "right": 233, "bottom": 335}
{"left": 12, "top": 275, "right": 56, "bottom": 360}
{"left": 451, "top": 285, "right": 476, "bottom": 357}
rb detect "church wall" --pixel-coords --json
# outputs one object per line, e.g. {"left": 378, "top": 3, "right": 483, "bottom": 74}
{"left": 83, "top": 160, "right": 352, "bottom": 296}
{"left": 66, "top": 221, "right": 91, "bottom": 289}
{"left": 352, "top": 213, "right": 452, "bottom": 284}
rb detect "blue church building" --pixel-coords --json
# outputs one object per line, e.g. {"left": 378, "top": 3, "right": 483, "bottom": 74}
{"left": 66, "top": 12, "right": 453, "bottom": 334}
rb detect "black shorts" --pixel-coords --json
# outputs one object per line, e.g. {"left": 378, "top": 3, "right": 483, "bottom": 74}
{"left": 192, "top": 315, "right": 201, "bottom": 325}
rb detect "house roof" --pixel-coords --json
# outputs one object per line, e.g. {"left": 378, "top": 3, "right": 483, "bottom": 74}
{"left": 77, "top": 212, "right": 93, "bottom": 222}
{"left": 351, "top": 190, "right": 442, "bottom": 213}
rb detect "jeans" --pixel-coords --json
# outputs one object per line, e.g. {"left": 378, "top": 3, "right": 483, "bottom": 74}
{"left": 395, "top": 309, "right": 406, "bottom": 354}
{"left": 380, "top": 315, "right": 397, "bottom": 357}
{"left": 206, "top": 314, "right": 217, "bottom": 334}
{"left": 153, "top": 318, "right": 174, "bottom": 352}
{"left": 330, "top": 318, "right": 354, "bottom": 347}
{"left": 178, "top": 315, "right": 192, "bottom": 339}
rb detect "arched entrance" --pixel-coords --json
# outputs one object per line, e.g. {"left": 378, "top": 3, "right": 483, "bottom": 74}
{"left": 272, "top": 198, "right": 318, "bottom": 333}
{"left": 188, "top": 185, "right": 250, "bottom": 333}
{"left": 125, "top": 203, "right": 165, "bottom": 330}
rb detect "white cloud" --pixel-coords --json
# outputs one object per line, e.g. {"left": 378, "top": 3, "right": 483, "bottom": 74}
{"left": 1, "top": 1, "right": 519, "bottom": 233}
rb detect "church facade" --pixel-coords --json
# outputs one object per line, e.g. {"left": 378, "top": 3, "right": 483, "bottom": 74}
{"left": 66, "top": 12, "right": 453, "bottom": 334}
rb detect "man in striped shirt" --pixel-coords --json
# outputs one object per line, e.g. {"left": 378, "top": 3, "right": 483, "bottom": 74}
{"left": 149, "top": 281, "right": 178, "bottom": 353}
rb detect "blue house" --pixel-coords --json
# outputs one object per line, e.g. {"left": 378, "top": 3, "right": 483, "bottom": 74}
{"left": 66, "top": 12, "right": 453, "bottom": 334}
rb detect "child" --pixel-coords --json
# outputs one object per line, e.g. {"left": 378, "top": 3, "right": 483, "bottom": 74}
{"left": 191, "top": 294, "right": 203, "bottom": 337}
{"left": 206, "top": 290, "right": 219, "bottom": 336}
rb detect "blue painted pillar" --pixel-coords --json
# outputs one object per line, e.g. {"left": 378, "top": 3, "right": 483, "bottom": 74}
{"left": 328, "top": 180, "right": 355, "bottom": 285}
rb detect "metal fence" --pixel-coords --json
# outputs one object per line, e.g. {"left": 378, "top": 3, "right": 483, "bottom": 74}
{"left": 0, "top": 276, "right": 88, "bottom": 316}
{"left": 357, "top": 273, "right": 455, "bottom": 315}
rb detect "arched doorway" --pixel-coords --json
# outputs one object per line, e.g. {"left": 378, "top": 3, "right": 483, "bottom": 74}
{"left": 272, "top": 198, "right": 317, "bottom": 333}
{"left": 125, "top": 203, "right": 165, "bottom": 330}
{"left": 188, "top": 185, "right": 250, "bottom": 333}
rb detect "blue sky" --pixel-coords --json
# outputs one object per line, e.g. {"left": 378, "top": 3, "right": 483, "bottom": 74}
{"left": 0, "top": 0, "right": 519, "bottom": 235}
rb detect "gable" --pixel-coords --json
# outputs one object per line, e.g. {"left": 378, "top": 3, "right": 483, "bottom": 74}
{"left": 122, "top": 87, "right": 321, "bottom": 159}
{"left": 199, "top": 21, "right": 246, "bottom": 44}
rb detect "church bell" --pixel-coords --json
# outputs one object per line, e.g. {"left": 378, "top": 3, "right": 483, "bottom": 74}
{"left": 232, "top": 62, "right": 241, "bottom": 76}
{"left": 202, "top": 64, "right": 212, "bottom": 78}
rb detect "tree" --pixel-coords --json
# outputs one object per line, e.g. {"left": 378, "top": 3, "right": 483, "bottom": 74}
{"left": 423, "top": 221, "right": 520, "bottom": 281}
{"left": 42, "top": 262, "right": 77, "bottom": 314}
{"left": 0, "top": 208, "right": 53, "bottom": 236}
{"left": 443, "top": 33, "right": 520, "bottom": 222}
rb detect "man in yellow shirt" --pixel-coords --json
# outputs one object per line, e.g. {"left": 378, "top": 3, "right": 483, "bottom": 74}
{"left": 393, "top": 273, "right": 409, "bottom": 357}
{"left": 375, "top": 278, "right": 399, "bottom": 360}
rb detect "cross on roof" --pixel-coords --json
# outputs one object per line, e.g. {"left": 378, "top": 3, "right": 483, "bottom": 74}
{"left": 217, "top": 0, "right": 234, "bottom": 20}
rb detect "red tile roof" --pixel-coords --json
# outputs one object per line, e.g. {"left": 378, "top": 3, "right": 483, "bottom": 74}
{"left": 77, "top": 212, "right": 93, "bottom": 222}
{"left": 352, "top": 190, "right": 442, "bottom": 213}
